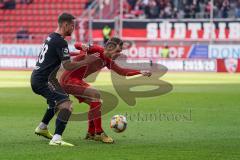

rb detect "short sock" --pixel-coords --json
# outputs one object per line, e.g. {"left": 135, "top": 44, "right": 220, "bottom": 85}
{"left": 52, "top": 134, "right": 61, "bottom": 141}
{"left": 39, "top": 122, "right": 47, "bottom": 130}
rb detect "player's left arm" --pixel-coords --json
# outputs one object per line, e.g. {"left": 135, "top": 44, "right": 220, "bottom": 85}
{"left": 74, "top": 42, "right": 89, "bottom": 52}
{"left": 69, "top": 50, "right": 86, "bottom": 57}
{"left": 69, "top": 51, "right": 80, "bottom": 56}
{"left": 110, "top": 61, "right": 151, "bottom": 77}
{"left": 74, "top": 42, "right": 104, "bottom": 54}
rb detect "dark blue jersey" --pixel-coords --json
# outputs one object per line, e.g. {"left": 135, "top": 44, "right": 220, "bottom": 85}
{"left": 31, "top": 32, "right": 70, "bottom": 84}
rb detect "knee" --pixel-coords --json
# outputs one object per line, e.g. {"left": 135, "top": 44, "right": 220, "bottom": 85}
{"left": 90, "top": 90, "right": 101, "bottom": 100}
{"left": 57, "top": 100, "right": 73, "bottom": 112}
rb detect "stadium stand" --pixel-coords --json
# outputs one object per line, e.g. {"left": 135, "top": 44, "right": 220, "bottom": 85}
{"left": 0, "top": 0, "right": 87, "bottom": 44}
{"left": 124, "top": 0, "right": 238, "bottom": 19}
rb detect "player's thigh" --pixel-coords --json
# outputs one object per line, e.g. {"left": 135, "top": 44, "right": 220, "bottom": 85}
{"left": 62, "top": 81, "right": 89, "bottom": 97}
{"left": 81, "top": 86, "right": 101, "bottom": 100}
{"left": 34, "top": 84, "right": 70, "bottom": 108}
{"left": 63, "top": 81, "right": 100, "bottom": 101}
{"left": 74, "top": 86, "right": 100, "bottom": 104}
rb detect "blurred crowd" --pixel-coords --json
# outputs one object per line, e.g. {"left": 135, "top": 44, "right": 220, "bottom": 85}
{"left": 124, "top": 0, "right": 240, "bottom": 19}
{"left": 0, "top": 0, "right": 33, "bottom": 9}
{"left": 1, "top": 0, "right": 240, "bottom": 19}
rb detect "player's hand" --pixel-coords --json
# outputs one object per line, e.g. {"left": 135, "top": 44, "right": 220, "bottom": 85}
{"left": 81, "top": 43, "right": 89, "bottom": 51}
{"left": 140, "top": 70, "right": 152, "bottom": 77}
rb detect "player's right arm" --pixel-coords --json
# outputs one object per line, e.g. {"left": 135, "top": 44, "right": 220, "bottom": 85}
{"left": 111, "top": 62, "right": 152, "bottom": 77}
{"left": 62, "top": 54, "right": 100, "bottom": 71}
{"left": 57, "top": 41, "right": 99, "bottom": 71}
{"left": 69, "top": 50, "right": 86, "bottom": 57}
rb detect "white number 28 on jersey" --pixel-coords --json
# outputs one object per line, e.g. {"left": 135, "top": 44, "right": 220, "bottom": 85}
{"left": 38, "top": 44, "right": 48, "bottom": 64}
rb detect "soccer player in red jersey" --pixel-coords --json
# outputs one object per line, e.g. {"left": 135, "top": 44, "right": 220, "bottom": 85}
{"left": 59, "top": 37, "right": 151, "bottom": 143}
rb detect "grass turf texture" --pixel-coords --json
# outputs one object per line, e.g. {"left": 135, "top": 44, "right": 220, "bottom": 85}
{"left": 0, "top": 71, "right": 240, "bottom": 160}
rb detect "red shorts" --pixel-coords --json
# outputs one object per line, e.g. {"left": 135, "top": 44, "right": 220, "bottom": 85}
{"left": 61, "top": 78, "right": 90, "bottom": 103}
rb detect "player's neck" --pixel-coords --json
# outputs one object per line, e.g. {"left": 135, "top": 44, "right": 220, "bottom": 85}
{"left": 55, "top": 28, "right": 65, "bottom": 39}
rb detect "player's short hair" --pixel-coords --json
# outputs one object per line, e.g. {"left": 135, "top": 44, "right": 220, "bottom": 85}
{"left": 58, "top": 12, "right": 75, "bottom": 26}
{"left": 105, "top": 37, "right": 123, "bottom": 51}
{"left": 107, "top": 37, "right": 123, "bottom": 46}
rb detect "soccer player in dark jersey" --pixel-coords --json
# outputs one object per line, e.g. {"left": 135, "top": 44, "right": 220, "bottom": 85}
{"left": 58, "top": 37, "right": 151, "bottom": 143}
{"left": 31, "top": 12, "right": 98, "bottom": 146}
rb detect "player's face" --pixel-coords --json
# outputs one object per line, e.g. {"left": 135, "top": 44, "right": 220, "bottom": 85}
{"left": 115, "top": 44, "right": 122, "bottom": 54}
{"left": 111, "top": 44, "right": 122, "bottom": 59}
{"left": 64, "top": 21, "right": 74, "bottom": 36}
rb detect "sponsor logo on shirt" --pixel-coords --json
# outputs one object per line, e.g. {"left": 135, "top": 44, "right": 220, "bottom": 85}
{"left": 63, "top": 48, "right": 69, "bottom": 57}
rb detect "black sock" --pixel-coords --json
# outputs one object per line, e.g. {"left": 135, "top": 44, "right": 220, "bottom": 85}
{"left": 54, "top": 109, "right": 71, "bottom": 135}
{"left": 41, "top": 107, "right": 56, "bottom": 125}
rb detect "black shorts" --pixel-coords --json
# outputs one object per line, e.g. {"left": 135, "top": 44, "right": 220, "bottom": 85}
{"left": 31, "top": 81, "right": 70, "bottom": 108}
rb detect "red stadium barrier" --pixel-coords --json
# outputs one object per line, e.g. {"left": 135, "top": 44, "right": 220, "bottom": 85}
{"left": 92, "top": 20, "right": 240, "bottom": 42}
{"left": 217, "top": 59, "right": 240, "bottom": 73}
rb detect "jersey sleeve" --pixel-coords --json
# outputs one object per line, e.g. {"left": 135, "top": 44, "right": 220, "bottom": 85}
{"left": 69, "top": 51, "right": 86, "bottom": 57}
{"left": 88, "top": 45, "right": 104, "bottom": 54}
{"left": 109, "top": 61, "right": 141, "bottom": 76}
{"left": 56, "top": 40, "right": 70, "bottom": 61}
{"left": 74, "top": 42, "right": 83, "bottom": 50}
{"left": 69, "top": 52, "right": 79, "bottom": 57}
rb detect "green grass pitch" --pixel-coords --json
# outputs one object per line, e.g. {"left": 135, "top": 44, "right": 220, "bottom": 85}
{"left": 0, "top": 71, "right": 240, "bottom": 160}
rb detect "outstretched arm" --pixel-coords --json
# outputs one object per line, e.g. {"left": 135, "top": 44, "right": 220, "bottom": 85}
{"left": 110, "top": 61, "right": 141, "bottom": 76}
{"left": 62, "top": 52, "right": 100, "bottom": 71}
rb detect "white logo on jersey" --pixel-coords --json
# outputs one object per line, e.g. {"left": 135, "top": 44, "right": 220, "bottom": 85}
{"left": 63, "top": 48, "right": 69, "bottom": 57}
{"left": 34, "top": 66, "right": 40, "bottom": 70}
{"left": 47, "top": 37, "right": 51, "bottom": 41}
